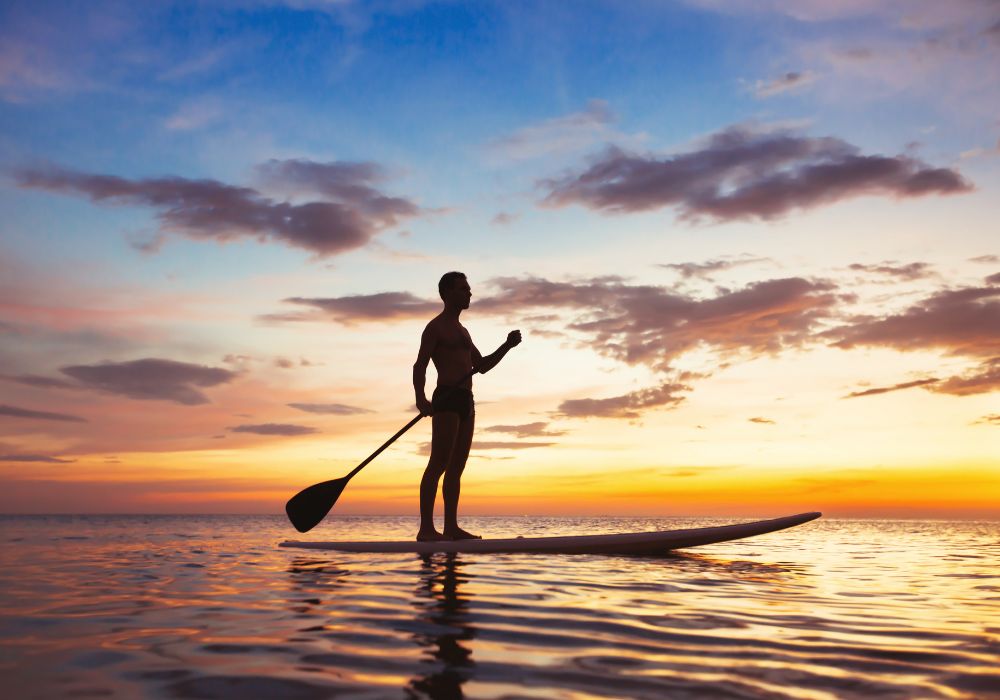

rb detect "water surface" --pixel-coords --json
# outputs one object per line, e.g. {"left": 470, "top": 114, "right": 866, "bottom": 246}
{"left": 1, "top": 515, "right": 998, "bottom": 698}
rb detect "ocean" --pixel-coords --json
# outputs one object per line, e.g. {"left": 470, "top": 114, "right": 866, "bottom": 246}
{"left": 0, "top": 514, "right": 997, "bottom": 699}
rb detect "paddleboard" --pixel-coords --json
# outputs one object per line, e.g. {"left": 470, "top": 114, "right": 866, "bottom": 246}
{"left": 280, "top": 511, "right": 821, "bottom": 555}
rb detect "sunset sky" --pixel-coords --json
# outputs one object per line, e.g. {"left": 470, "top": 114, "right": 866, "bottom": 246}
{"left": 2, "top": 0, "right": 998, "bottom": 519}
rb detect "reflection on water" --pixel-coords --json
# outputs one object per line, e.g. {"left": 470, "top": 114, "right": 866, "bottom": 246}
{"left": 0, "top": 515, "right": 998, "bottom": 699}
{"left": 408, "top": 553, "right": 475, "bottom": 698}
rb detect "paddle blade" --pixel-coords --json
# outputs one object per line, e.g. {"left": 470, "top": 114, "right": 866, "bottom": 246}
{"left": 285, "top": 478, "right": 348, "bottom": 533}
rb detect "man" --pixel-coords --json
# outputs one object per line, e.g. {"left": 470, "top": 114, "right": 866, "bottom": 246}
{"left": 413, "top": 271, "right": 521, "bottom": 541}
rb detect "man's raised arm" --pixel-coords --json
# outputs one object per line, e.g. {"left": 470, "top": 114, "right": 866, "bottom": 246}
{"left": 474, "top": 330, "right": 522, "bottom": 374}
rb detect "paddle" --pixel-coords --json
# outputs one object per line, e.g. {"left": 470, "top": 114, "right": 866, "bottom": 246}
{"left": 285, "top": 367, "right": 479, "bottom": 533}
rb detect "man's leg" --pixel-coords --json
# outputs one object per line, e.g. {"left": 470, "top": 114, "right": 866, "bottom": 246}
{"left": 418, "top": 412, "right": 459, "bottom": 541}
{"left": 443, "top": 411, "right": 478, "bottom": 539}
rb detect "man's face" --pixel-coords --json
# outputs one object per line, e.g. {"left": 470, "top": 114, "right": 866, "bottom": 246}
{"left": 449, "top": 277, "right": 472, "bottom": 309}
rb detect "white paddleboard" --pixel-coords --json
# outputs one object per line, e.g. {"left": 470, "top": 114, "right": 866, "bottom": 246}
{"left": 280, "top": 511, "right": 821, "bottom": 554}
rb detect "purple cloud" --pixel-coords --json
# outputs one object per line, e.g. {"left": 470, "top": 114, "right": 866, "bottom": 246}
{"left": 0, "top": 454, "right": 75, "bottom": 463}
{"left": 848, "top": 262, "right": 935, "bottom": 281}
{"left": 479, "top": 275, "right": 842, "bottom": 371}
{"left": 540, "top": 126, "right": 971, "bottom": 221}
{"left": 658, "top": 256, "right": 770, "bottom": 280}
{"left": 483, "top": 422, "right": 566, "bottom": 438}
{"left": 827, "top": 283, "right": 1000, "bottom": 396}
{"left": 844, "top": 378, "right": 941, "bottom": 398}
{"left": 228, "top": 423, "right": 319, "bottom": 436}
{"left": 555, "top": 380, "right": 690, "bottom": 419}
{"left": 59, "top": 358, "right": 237, "bottom": 405}
{"left": 0, "top": 403, "right": 87, "bottom": 423}
{"left": 14, "top": 159, "right": 422, "bottom": 257}
{"left": 752, "top": 71, "right": 816, "bottom": 98}
{"left": 265, "top": 291, "right": 439, "bottom": 323}
{"left": 286, "top": 402, "right": 373, "bottom": 415}
{"left": 254, "top": 159, "right": 419, "bottom": 225}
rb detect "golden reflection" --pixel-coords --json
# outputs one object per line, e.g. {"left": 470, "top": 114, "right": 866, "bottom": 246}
{"left": 407, "top": 553, "right": 476, "bottom": 698}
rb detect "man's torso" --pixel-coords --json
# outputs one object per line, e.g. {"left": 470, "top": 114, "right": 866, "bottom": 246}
{"left": 429, "top": 315, "right": 474, "bottom": 388}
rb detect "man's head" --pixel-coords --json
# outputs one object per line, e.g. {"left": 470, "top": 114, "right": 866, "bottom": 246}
{"left": 438, "top": 271, "right": 471, "bottom": 309}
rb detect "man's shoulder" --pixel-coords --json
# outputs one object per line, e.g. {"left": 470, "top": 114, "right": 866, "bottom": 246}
{"left": 423, "top": 314, "right": 446, "bottom": 333}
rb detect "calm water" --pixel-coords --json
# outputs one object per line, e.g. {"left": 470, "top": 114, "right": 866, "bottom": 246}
{"left": 0, "top": 515, "right": 998, "bottom": 699}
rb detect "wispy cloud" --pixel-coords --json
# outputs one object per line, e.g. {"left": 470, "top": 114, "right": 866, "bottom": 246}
{"left": 485, "top": 99, "right": 641, "bottom": 162}
{"left": 658, "top": 256, "right": 771, "bottom": 280}
{"left": 164, "top": 97, "right": 225, "bottom": 131}
{"left": 844, "top": 378, "right": 940, "bottom": 398}
{"left": 228, "top": 423, "right": 319, "bottom": 436}
{"left": 752, "top": 70, "right": 817, "bottom": 98}
{"left": 828, "top": 281, "right": 1000, "bottom": 395}
{"left": 0, "top": 454, "right": 75, "bottom": 463}
{"left": 14, "top": 159, "right": 423, "bottom": 258}
{"left": 483, "top": 422, "right": 566, "bottom": 438}
{"left": 848, "top": 261, "right": 935, "bottom": 281}
{"left": 555, "top": 380, "right": 690, "bottom": 420}
{"left": 59, "top": 358, "right": 237, "bottom": 405}
{"left": 263, "top": 291, "right": 438, "bottom": 324}
{"left": 418, "top": 439, "right": 556, "bottom": 455}
{"left": 287, "top": 402, "right": 373, "bottom": 415}
{"left": 748, "top": 416, "right": 775, "bottom": 424}
{"left": 0, "top": 403, "right": 87, "bottom": 423}
{"left": 540, "top": 125, "right": 971, "bottom": 221}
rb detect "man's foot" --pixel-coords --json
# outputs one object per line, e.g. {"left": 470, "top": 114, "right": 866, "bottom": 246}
{"left": 416, "top": 528, "right": 449, "bottom": 542}
{"left": 443, "top": 526, "right": 482, "bottom": 540}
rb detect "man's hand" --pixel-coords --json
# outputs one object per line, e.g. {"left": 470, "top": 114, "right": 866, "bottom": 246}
{"left": 416, "top": 396, "right": 433, "bottom": 417}
{"left": 506, "top": 330, "right": 522, "bottom": 348}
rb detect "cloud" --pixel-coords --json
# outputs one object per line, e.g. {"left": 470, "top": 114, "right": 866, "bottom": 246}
{"left": 848, "top": 261, "right": 935, "bottom": 280}
{"left": 930, "top": 358, "right": 999, "bottom": 396}
{"left": 970, "top": 255, "right": 999, "bottom": 264}
{"left": 228, "top": 423, "right": 319, "bottom": 436}
{"left": 555, "top": 380, "right": 690, "bottom": 419}
{"left": 844, "top": 378, "right": 940, "bottom": 398}
{"left": 14, "top": 160, "right": 422, "bottom": 258}
{"left": 0, "top": 454, "right": 75, "bottom": 463}
{"left": 492, "top": 212, "right": 518, "bottom": 226}
{"left": 254, "top": 159, "right": 420, "bottom": 224}
{"left": 265, "top": 291, "right": 439, "bottom": 323}
{"left": 748, "top": 416, "right": 775, "bottom": 424}
{"left": 478, "top": 275, "right": 843, "bottom": 371}
{"left": 59, "top": 358, "right": 237, "bottom": 405}
{"left": 827, "top": 282, "right": 999, "bottom": 396}
{"left": 483, "top": 421, "right": 566, "bottom": 438}
{"left": 164, "top": 97, "right": 225, "bottom": 131}
{"left": 752, "top": 71, "right": 817, "bottom": 98}
{"left": 485, "top": 99, "right": 635, "bottom": 162}
{"left": 539, "top": 125, "right": 971, "bottom": 221}
{"left": 417, "top": 439, "right": 556, "bottom": 455}
{"left": 828, "top": 285, "right": 998, "bottom": 357}
{"left": 0, "top": 404, "right": 87, "bottom": 423}
{"left": 658, "top": 256, "right": 770, "bottom": 280}
{"left": 973, "top": 413, "right": 1000, "bottom": 425}
{"left": 287, "top": 402, "right": 373, "bottom": 415}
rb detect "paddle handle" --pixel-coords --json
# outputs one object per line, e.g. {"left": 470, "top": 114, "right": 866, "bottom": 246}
{"left": 344, "top": 367, "right": 478, "bottom": 481}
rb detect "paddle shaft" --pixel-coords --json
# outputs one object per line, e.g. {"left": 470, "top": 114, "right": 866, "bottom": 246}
{"left": 343, "top": 367, "right": 478, "bottom": 482}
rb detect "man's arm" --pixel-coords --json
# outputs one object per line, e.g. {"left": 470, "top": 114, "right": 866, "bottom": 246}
{"left": 413, "top": 324, "right": 436, "bottom": 415}
{"left": 474, "top": 330, "right": 522, "bottom": 374}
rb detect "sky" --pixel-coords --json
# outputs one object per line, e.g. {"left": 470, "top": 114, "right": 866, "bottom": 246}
{"left": 1, "top": 0, "right": 998, "bottom": 519}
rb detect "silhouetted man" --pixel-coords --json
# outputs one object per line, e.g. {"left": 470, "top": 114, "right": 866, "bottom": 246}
{"left": 413, "top": 272, "right": 521, "bottom": 541}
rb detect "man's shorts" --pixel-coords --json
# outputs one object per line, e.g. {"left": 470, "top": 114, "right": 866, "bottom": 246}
{"left": 432, "top": 386, "right": 475, "bottom": 420}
